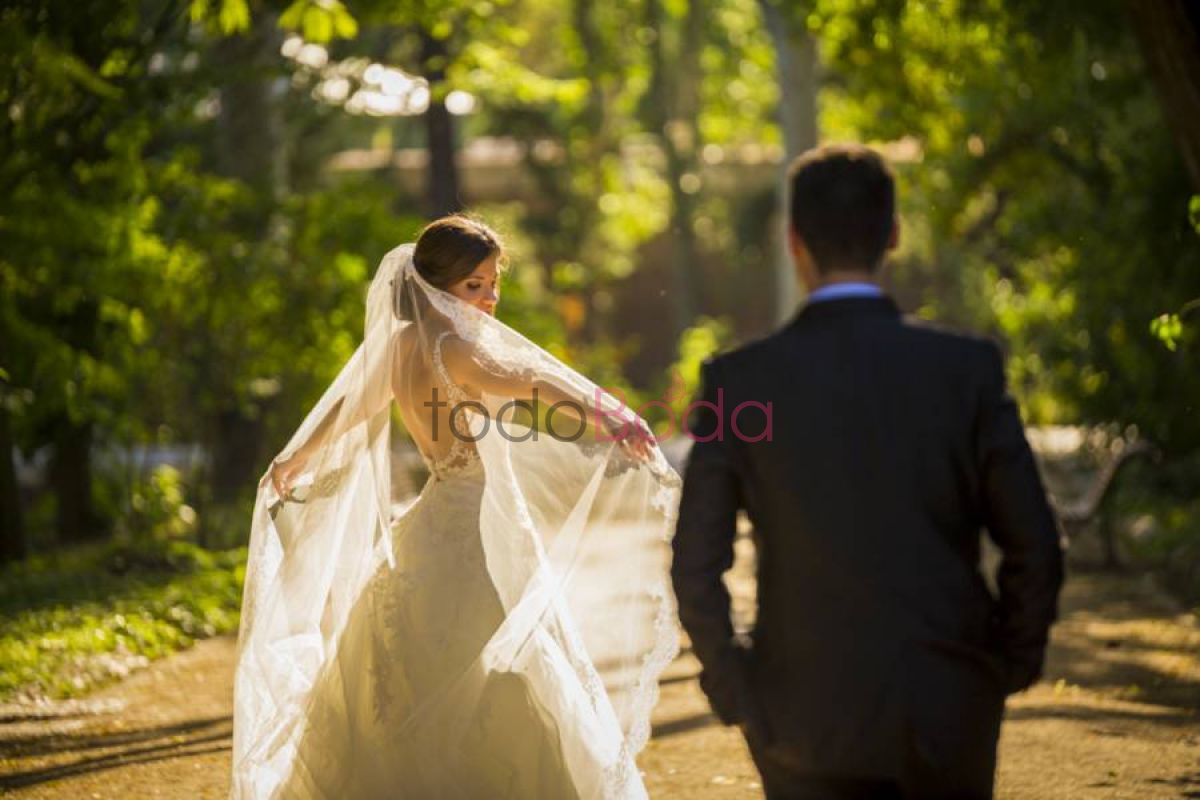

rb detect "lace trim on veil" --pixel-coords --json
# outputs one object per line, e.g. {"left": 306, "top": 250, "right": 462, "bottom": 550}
{"left": 232, "top": 243, "right": 682, "bottom": 800}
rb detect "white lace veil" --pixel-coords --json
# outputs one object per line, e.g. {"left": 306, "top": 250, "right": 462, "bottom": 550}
{"left": 231, "top": 243, "right": 681, "bottom": 798}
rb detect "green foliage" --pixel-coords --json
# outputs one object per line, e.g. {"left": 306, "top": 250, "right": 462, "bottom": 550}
{"left": 462, "top": 0, "right": 675, "bottom": 310}
{"left": 190, "top": 0, "right": 251, "bottom": 35}
{"left": 1, "top": 0, "right": 424, "bottom": 549}
{"left": 809, "top": 0, "right": 1200, "bottom": 454}
{"left": 1106, "top": 451, "right": 1200, "bottom": 612}
{"left": 698, "top": 0, "right": 779, "bottom": 147}
{"left": 0, "top": 540, "right": 245, "bottom": 701}
{"left": 1150, "top": 312, "right": 1184, "bottom": 352}
{"left": 662, "top": 315, "right": 732, "bottom": 428}
{"left": 279, "top": 0, "right": 358, "bottom": 42}
{"left": 120, "top": 465, "right": 198, "bottom": 541}
{"left": 1149, "top": 196, "right": 1200, "bottom": 353}
{"left": 141, "top": 158, "right": 422, "bottom": 451}
{"left": 5, "top": 0, "right": 1200, "bottom": 607}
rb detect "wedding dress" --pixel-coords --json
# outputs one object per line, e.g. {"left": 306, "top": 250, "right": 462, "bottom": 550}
{"left": 230, "top": 244, "right": 681, "bottom": 799}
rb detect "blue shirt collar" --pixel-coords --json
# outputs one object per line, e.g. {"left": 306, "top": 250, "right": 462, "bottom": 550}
{"left": 806, "top": 282, "right": 884, "bottom": 304}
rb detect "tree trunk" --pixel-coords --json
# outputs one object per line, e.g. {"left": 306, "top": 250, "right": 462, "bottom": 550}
{"left": 0, "top": 401, "right": 26, "bottom": 561}
{"left": 1127, "top": 0, "right": 1200, "bottom": 191}
{"left": 43, "top": 292, "right": 106, "bottom": 545}
{"left": 570, "top": 0, "right": 611, "bottom": 345}
{"left": 215, "top": 13, "right": 286, "bottom": 202}
{"left": 50, "top": 418, "right": 104, "bottom": 543}
{"left": 761, "top": 0, "right": 819, "bottom": 324}
{"left": 207, "top": 11, "right": 285, "bottom": 519}
{"left": 420, "top": 28, "right": 462, "bottom": 219}
{"left": 208, "top": 406, "right": 265, "bottom": 509}
{"left": 648, "top": 0, "right": 705, "bottom": 339}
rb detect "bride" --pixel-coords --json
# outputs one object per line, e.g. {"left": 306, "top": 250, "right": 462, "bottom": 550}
{"left": 230, "top": 216, "right": 681, "bottom": 799}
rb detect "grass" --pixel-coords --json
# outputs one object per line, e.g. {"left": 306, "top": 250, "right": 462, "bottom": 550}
{"left": 0, "top": 538, "right": 245, "bottom": 703}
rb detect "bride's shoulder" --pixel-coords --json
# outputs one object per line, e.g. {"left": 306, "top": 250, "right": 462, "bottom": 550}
{"left": 393, "top": 321, "right": 459, "bottom": 349}
{"left": 394, "top": 324, "right": 422, "bottom": 355}
{"left": 433, "top": 331, "right": 476, "bottom": 368}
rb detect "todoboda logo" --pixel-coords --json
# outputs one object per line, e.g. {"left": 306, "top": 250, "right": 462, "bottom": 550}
{"left": 422, "top": 384, "right": 773, "bottom": 444}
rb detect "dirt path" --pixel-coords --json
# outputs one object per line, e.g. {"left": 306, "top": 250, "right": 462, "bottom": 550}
{"left": 2, "top": 568, "right": 1197, "bottom": 798}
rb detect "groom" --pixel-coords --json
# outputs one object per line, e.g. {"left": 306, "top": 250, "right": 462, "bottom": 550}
{"left": 671, "top": 144, "right": 1064, "bottom": 799}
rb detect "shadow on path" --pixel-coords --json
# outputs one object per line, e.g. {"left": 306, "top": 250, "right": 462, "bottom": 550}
{"left": 652, "top": 710, "right": 719, "bottom": 740}
{"left": 1037, "top": 572, "right": 1200, "bottom": 713}
{"left": 0, "top": 714, "right": 230, "bottom": 760}
{"left": 0, "top": 715, "right": 231, "bottom": 790}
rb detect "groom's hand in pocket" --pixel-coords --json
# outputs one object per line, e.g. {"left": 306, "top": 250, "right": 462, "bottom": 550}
{"left": 702, "top": 638, "right": 774, "bottom": 747}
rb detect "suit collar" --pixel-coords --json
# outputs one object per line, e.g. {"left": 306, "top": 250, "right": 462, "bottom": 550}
{"left": 785, "top": 295, "right": 901, "bottom": 328}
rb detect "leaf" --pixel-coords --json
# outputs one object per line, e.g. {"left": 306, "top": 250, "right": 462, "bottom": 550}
{"left": 1149, "top": 313, "right": 1182, "bottom": 352}
{"left": 331, "top": 7, "right": 358, "bottom": 39}
{"left": 278, "top": 2, "right": 306, "bottom": 32}
{"left": 279, "top": 0, "right": 358, "bottom": 43}
{"left": 1189, "top": 195, "right": 1200, "bottom": 235}
{"left": 188, "top": 0, "right": 210, "bottom": 23}
{"left": 189, "top": 0, "right": 250, "bottom": 34}
{"left": 303, "top": 6, "right": 333, "bottom": 43}
{"left": 217, "top": 0, "right": 251, "bottom": 35}
{"left": 33, "top": 39, "right": 120, "bottom": 98}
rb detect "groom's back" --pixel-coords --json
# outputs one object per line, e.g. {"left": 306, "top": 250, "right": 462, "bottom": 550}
{"left": 720, "top": 296, "right": 997, "bottom": 629}
{"left": 700, "top": 294, "right": 1021, "bottom": 772}
{"left": 673, "top": 144, "right": 1062, "bottom": 795}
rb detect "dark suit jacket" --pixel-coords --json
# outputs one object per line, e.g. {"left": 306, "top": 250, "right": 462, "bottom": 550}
{"left": 671, "top": 296, "right": 1064, "bottom": 782}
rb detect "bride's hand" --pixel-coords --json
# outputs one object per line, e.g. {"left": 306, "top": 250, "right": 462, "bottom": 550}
{"left": 269, "top": 453, "right": 307, "bottom": 502}
{"left": 604, "top": 415, "right": 655, "bottom": 463}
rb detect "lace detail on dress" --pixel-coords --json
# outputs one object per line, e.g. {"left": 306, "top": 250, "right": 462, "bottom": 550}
{"left": 423, "top": 331, "right": 484, "bottom": 481}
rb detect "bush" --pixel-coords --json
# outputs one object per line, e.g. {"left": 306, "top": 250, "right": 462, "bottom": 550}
{"left": 0, "top": 540, "right": 245, "bottom": 702}
{"left": 1109, "top": 450, "right": 1200, "bottom": 614}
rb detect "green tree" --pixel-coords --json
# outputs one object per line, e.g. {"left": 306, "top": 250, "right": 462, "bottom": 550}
{"left": 0, "top": 0, "right": 420, "bottom": 557}
{"left": 809, "top": 0, "right": 1200, "bottom": 454}
{"left": 0, "top": 0, "right": 196, "bottom": 549}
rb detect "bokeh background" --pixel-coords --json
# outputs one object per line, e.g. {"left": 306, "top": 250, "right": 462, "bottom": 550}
{"left": 1, "top": 0, "right": 1198, "bottom": 715}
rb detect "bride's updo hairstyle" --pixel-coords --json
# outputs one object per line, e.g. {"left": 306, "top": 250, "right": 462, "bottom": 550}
{"left": 395, "top": 214, "right": 505, "bottom": 320}
{"left": 415, "top": 214, "right": 506, "bottom": 288}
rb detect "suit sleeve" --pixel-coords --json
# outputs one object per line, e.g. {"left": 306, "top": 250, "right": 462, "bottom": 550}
{"left": 975, "top": 342, "right": 1066, "bottom": 693}
{"left": 670, "top": 359, "right": 750, "bottom": 725}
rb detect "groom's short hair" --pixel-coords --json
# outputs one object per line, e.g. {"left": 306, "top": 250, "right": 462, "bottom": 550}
{"left": 788, "top": 144, "right": 895, "bottom": 274}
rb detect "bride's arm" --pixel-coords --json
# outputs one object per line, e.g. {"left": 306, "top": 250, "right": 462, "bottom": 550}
{"left": 439, "top": 335, "right": 653, "bottom": 458}
{"left": 268, "top": 343, "right": 398, "bottom": 498}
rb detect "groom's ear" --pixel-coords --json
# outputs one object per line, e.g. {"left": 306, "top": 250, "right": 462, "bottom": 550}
{"left": 886, "top": 218, "right": 900, "bottom": 252}
{"left": 787, "top": 226, "right": 821, "bottom": 291}
{"left": 787, "top": 224, "right": 807, "bottom": 261}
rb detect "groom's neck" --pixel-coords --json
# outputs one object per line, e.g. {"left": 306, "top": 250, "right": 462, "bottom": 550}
{"left": 806, "top": 268, "right": 880, "bottom": 292}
